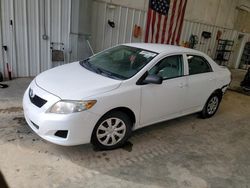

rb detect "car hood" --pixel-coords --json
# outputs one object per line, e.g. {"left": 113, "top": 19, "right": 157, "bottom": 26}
{"left": 35, "top": 62, "right": 122, "bottom": 99}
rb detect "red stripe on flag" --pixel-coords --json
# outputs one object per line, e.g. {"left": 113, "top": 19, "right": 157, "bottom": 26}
{"left": 176, "top": 0, "right": 187, "bottom": 45}
{"left": 161, "top": 16, "right": 168, "bottom": 44}
{"left": 155, "top": 14, "right": 162, "bottom": 43}
{"left": 171, "top": 0, "right": 183, "bottom": 45}
{"left": 145, "top": 8, "right": 152, "bottom": 43}
{"left": 166, "top": 0, "right": 178, "bottom": 44}
{"left": 151, "top": 11, "right": 157, "bottom": 43}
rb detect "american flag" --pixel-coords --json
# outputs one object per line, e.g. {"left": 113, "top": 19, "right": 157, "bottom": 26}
{"left": 145, "top": 0, "right": 187, "bottom": 45}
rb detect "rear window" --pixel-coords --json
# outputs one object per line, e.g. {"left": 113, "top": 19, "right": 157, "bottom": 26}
{"left": 187, "top": 55, "right": 212, "bottom": 75}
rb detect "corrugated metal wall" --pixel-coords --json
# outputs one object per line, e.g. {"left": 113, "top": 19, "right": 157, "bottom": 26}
{"left": 0, "top": 0, "right": 72, "bottom": 77}
{"left": 0, "top": 1, "right": 4, "bottom": 77}
{"left": 180, "top": 20, "right": 239, "bottom": 59}
{"left": 91, "top": 1, "right": 241, "bottom": 63}
{"left": 91, "top": 1, "right": 147, "bottom": 53}
{"left": 1, "top": 0, "right": 249, "bottom": 78}
{"left": 0, "top": 0, "right": 93, "bottom": 78}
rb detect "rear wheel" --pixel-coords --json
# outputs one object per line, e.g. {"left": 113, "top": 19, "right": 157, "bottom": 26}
{"left": 201, "top": 93, "right": 221, "bottom": 118}
{"left": 91, "top": 111, "right": 132, "bottom": 150}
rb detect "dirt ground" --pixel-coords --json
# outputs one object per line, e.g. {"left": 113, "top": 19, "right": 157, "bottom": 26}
{"left": 0, "top": 78, "right": 250, "bottom": 188}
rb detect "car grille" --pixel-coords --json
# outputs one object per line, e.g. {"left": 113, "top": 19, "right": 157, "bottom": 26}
{"left": 29, "top": 92, "right": 47, "bottom": 108}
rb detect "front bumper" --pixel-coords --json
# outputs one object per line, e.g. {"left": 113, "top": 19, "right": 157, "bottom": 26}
{"left": 23, "top": 80, "right": 101, "bottom": 146}
{"left": 221, "top": 84, "right": 230, "bottom": 94}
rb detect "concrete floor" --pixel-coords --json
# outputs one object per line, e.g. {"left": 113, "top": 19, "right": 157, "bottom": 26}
{"left": 229, "top": 69, "right": 249, "bottom": 95}
{"left": 0, "top": 78, "right": 250, "bottom": 188}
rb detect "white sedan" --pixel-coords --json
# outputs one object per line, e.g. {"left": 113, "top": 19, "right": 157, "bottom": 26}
{"left": 23, "top": 43, "right": 231, "bottom": 150}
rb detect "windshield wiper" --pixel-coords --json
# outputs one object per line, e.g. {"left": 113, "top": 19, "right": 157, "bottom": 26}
{"left": 81, "top": 58, "right": 102, "bottom": 74}
{"left": 80, "top": 59, "right": 124, "bottom": 80}
{"left": 99, "top": 69, "right": 120, "bottom": 79}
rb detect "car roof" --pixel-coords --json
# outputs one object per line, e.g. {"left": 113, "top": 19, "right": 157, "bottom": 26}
{"left": 124, "top": 43, "right": 203, "bottom": 55}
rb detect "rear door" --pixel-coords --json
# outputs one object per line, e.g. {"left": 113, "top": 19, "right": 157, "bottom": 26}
{"left": 185, "top": 54, "right": 215, "bottom": 111}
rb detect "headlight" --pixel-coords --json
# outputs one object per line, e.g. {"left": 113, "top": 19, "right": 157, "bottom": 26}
{"left": 48, "top": 100, "right": 96, "bottom": 114}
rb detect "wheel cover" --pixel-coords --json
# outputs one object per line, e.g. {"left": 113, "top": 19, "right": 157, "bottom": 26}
{"left": 96, "top": 117, "right": 126, "bottom": 146}
{"left": 207, "top": 96, "right": 219, "bottom": 115}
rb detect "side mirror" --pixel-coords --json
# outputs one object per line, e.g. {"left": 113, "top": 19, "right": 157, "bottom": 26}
{"left": 143, "top": 74, "right": 163, "bottom": 85}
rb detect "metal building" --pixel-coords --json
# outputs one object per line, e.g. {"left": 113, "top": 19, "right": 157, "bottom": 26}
{"left": 0, "top": 0, "right": 92, "bottom": 78}
{"left": 91, "top": 1, "right": 250, "bottom": 69}
{"left": 1, "top": 0, "right": 250, "bottom": 78}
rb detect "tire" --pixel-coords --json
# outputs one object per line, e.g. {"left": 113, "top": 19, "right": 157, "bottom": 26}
{"left": 91, "top": 111, "right": 132, "bottom": 150}
{"left": 201, "top": 93, "right": 221, "bottom": 118}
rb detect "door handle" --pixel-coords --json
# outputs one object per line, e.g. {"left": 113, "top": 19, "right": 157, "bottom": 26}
{"left": 209, "top": 78, "right": 215, "bottom": 81}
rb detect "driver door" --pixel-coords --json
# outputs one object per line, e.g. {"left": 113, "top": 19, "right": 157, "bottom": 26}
{"left": 140, "top": 54, "right": 188, "bottom": 126}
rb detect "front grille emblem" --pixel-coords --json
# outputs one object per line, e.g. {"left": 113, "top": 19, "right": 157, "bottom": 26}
{"left": 29, "top": 88, "right": 35, "bottom": 98}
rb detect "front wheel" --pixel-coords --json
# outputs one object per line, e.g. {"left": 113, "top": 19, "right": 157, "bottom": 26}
{"left": 201, "top": 94, "right": 221, "bottom": 118}
{"left": 91, "top": 111, "right": 132, "bottom": 150}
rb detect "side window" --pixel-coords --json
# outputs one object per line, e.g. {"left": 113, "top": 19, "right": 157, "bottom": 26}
{"left": 149, "top": 55, "right": 183, "bottom": 79}
{"left": 187, "top": 55, "right": 212, "bottom": 75}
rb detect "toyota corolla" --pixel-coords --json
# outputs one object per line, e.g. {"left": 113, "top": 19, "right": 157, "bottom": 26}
{"left": 23, "top": 43, "right": 231, "bottom": 149}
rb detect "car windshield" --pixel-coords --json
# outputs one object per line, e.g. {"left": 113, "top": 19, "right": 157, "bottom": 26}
{"left": 80, "top": 45, "right": 158, "bottom": 80}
